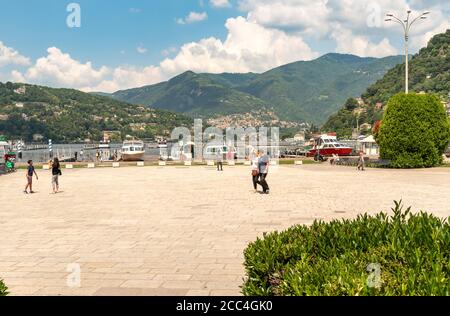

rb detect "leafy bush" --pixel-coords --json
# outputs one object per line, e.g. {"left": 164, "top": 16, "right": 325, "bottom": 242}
{"left": 378, "top": 93, "right": 450, "bottom": 168}
{"left": 242, "top": 202, "right": 449, "bottom": 296}
{"left": 0, "top": 279, "right": 8, "bottom": 296}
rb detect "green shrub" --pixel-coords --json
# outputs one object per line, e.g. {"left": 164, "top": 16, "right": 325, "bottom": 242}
{"left": 242, "top": 202, "right": 449, "bottom": 296}
{"left": 378, "top": 93, "right": 450, "bottom": 168}
{"left": 0, "top": 279, "right": 8, "bottom": 296}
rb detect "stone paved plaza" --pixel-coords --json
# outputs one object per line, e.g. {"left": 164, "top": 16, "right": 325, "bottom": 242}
{"left": 1, "top": 164, "right": 449, "bottom": 296}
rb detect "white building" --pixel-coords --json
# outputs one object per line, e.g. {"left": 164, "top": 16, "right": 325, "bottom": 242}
{"left": 358, "top": 135, "right": 379, "bottom": 157}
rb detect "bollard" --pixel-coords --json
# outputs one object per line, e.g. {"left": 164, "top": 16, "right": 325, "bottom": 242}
{"left": 295, "top": 161, "right": 303, "bottom": 165}
{"left": 87, "top": 163, "right": 95, "bottom": 168}
{"left": 113, "top": 162, "right": 120, "bottom": 168}
{"left": 65, "top": 164, "right": 74, "bottom": 169}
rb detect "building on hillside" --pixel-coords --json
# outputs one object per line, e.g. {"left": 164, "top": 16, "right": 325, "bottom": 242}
{"left": 356, "top": 98, "right": 364, "bottom": 106}
{"left": 33, "top": 134, "right": 44, "bottom": 142}
{"left": 293, "top": 132, "right": 305, "bottom": 142}
{"left": 14, "top": 86, "right": 26, "bottom": 95}
{"left": 360, "top": 123, "right": 372, "bottom": 133}
{"left": 103, "top": 131, "right": 121, "bottom": 143}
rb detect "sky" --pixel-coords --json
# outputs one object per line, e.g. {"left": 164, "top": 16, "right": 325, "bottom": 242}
{"left": 0, "top": 0, "right": 448, "bottom": 92}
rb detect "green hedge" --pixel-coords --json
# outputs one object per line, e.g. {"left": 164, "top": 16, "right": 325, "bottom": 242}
{"left": 378, "top": 93, "right": 450, "bottom": 168}
{"left": 243, "top": 202, "right": 449, "bottom": 296}
{"left": 0, "top": 279, "right": 8, "bottom": 296}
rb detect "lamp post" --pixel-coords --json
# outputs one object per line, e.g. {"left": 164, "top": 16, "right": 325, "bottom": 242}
{"left": 385, "top": 10, "right": 429, "bottom": 94}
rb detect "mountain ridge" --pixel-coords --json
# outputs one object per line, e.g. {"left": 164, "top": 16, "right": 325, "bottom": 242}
{"left": 108, "top": 53, "right": 404, "bottom": 125}
{"left": 0, "top": 82, "right": 191, "bottom": 142}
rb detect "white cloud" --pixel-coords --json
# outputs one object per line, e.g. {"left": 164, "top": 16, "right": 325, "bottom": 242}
{"left": 177, "top": 11, "right": 208, "bottom": 24}
{"left": 162, "top": 17, "right": 318, "bottom": 75}
{"left": 162, "top": 47, "right": 177, "bottom": 57}
{"left": 210, "top": 0, "right": 231, "bottom": 8}
{"left": 7, "top": 0, "right": 449, "bottom": 92}
{"left": 16, "top": 47, "right": 109, "bottom": 89}
{"left": 137, "top": 45, "right": 148, "bottom": 54}
{"left": 238, "top": 0, "right": 450, "bottom": 57}
{"left": 331, "top": 24, "right": 397, "bottom": 57}
{"left": 129, "top": 8, "right": 142, "bottom": 14}
{"left": 0, "top": 41, "right": 31, "bottom": 67}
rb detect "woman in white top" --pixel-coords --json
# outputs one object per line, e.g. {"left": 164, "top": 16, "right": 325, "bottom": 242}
{"left": 251, "top": 151, "right": 260, "bottom": 192}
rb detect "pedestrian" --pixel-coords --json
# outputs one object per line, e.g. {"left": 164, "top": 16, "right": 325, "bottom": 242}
{"left": 258, "top": 151, "right": 270, "bottom": 194}
{"left": 357, "top": 150, "right": 366, "bottom": 171}
{"left": 51, "top": 157, "right": 62, "bottom": 194}
{"left": 216, "top": 148, "right": 223, "bottom": 172}
{"left": 80, "top": 149, "right": 84, "bottom": 162}
{"left": 74, "top": 151, "right": 78, "bottom": 162}
{"left": 251, "top": 151, "right": 260, "bottom": 193}
{"left": 24, "top": 160, "right": 38, "bottom": 194}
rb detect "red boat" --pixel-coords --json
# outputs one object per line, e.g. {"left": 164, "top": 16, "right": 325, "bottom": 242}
{"left": 307, "top": 134, "right": 353, "bottom": 160}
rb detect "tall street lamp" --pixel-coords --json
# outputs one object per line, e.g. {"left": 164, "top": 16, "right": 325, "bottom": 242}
{"left": 385, "top": 10, "right": 429, "bottom": 94}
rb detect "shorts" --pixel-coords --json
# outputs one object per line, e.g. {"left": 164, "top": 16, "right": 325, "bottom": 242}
{"left": 27, "top": 176, "right": 33, "bottom": 184}
{"left": 52, "top": 175, "right": 59, "bottom": 186}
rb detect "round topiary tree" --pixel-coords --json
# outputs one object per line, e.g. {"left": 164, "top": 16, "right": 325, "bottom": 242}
{"left": 378, "top": 93, "right": 450, "bottom": 168}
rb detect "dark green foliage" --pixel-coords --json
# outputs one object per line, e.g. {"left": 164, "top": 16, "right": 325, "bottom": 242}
{"left": 0, "top": 279, "right": 8, "bottom": 296}
{"left": 323, "top": 29, "right": 450, "bottom": 133}
{"left": 242, "top": 202, "right": 449, "bottom": 296}
{"left": 321, "top": 108, "right": 355, "bottom": 138}
{"left": 0, "top": 82, "right": 192, "bottom": 142}
{"left": 378, "top": 93, "right": 450, "bottom": 168}
{"left": 344, "top": 98, "right": 359, "bottom": 111}
{"left": 111, "top": 54, "right": 403, "bottom": 124}
{"left": 363, "top": 30, "right": 450, "bottom": 105}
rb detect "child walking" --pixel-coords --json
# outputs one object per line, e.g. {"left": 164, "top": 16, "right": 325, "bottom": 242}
{"left": 51, "top": 158, "right": 62, "bottom": 194}
{"left": 24, "top": 160, "right": 38, "bottom": 194}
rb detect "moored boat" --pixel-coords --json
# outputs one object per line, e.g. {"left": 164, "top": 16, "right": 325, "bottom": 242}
{"left": 307, "top": 134, "right": 353, "bottom": 160}
{"left": 121, "top": 140, "right": 145, "bottom": 161}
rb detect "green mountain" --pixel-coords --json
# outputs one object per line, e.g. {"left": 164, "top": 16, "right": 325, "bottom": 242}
{"left": 0, "top": 82, "right": 191, "bottom": 142}
{"left": 110, "top": 53, "right": 404, "bottom": 125}
{"left": 112, "top": 71, "right": 268, "bottom": 118}
{"left": 323, "top": 29, "right": 450, "bottom": 138}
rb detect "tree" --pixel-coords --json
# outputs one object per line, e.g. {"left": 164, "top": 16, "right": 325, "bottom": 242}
{"left": 344, "top": 98, "right": 359, "bottom": 111}
{"left": 378, "top": 93, "right": 450, "bottom": 168}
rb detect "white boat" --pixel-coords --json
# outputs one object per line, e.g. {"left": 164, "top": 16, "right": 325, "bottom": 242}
{"left": 99, "top": 141, "right": 111, "bottom": 149}
{"left": 121, "top": 140, "right": 145, "bottom": 161}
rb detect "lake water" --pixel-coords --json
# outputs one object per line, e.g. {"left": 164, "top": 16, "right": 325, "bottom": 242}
{"left": 16, "top": 144, "right": 162, "bottom": 163}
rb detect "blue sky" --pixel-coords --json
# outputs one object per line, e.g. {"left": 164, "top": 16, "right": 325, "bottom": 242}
{"left": 0, "top": 0, "right": 237, "bottom": 67}
{"left": 0, "top": 0, "right": 448, "bottom": 92}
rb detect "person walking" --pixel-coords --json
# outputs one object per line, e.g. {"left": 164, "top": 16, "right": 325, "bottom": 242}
{"left": 216, "top": 148, "right": 224, "bottom": 172}
{"left": 51, "top": 157, "right": 62, "bottom": 194}
{"left": 258, "top": 152, "right": 270, "bottom": 194}
{"left": 357, "top": 150, "right": 366, "bottom": 171}
{"left": 24, "top": 160, "right": 38, "bottom": 194}
{"left": 251, "top": 151, "right": 260, "bottom": 193}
